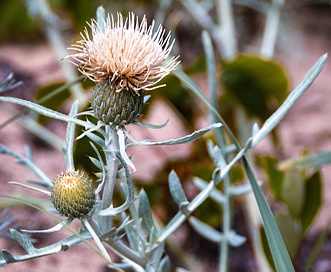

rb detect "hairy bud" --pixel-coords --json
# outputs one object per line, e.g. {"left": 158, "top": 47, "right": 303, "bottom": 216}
{"left": 91, "top": 81, "right": 144, "bottom": 126}
{"left": 51, "top": 170, "right": 96, "bottom": 219}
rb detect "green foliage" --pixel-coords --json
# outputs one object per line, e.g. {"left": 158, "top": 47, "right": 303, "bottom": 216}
{"left": 282, "top": 170, "right": 305, "bottom": 219}
{"left": 34, "top": 82, "right": 70, "bottom": 110}
{"left": 259, "top": 154, "right": 323, "bottom": 264}
{"left": 0, "top": 0, "right": 39, "bottom": 41}
{"left": 158, "top": 74, "right": 196, "bottom": 125}
{"left": 195, "top": 198, "right": 222, "bottom": 227}
{"left": 221, "top": 54, "right": 289, "bottom": 121}
{"left": 279, "top": 150, "right": 331, "bottom": 170}
{"left": 258, "top": 155, "right": 284, "bottom": 199}
{"left": 274, "top": 212, "right": 301, "bottom": 258}
{"left": 301, "top": 171, "right": 322, "bottom": 233}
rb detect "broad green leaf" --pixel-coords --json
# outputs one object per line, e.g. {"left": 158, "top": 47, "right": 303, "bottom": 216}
{"left": 275, "top": 212, "right": 301, "bottom": 258}
{"left": 282, "top": 171, "right": 305, "bottom": 219}
{"left": 301, "top": 171, "right": 322, "bottom": 233}
{"left": 221, "top": 54, "right": 289, "bottom": 120}
{"left": 258, "top": 155, "right": 284, "bottom": 199}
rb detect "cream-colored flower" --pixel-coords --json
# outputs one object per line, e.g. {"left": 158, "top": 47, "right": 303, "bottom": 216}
{"left": 67, "top": 12, "right": 180, "bottom": 94}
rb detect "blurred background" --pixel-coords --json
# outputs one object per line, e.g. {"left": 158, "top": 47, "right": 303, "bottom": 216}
{"left": 0, "top": 0, "right": 331, "bottom": 271}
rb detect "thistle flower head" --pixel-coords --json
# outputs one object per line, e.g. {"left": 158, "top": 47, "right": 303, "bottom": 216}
{"left": 51, "top": 170, "right": 96, "bottom": 219}
{"left": 67, "top": 12, "right": 180, "bottom": 94}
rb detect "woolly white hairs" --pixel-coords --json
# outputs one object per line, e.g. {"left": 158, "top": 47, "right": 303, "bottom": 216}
{"left": 67, "top": 12, "right": 180, "bottom": 94}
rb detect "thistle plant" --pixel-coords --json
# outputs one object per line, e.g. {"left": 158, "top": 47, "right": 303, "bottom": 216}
{"left": 67, "top": 11, "right": 179, "bottom": 126}
{"left": 0, "top": 3, "right": 329, "bottom": 272}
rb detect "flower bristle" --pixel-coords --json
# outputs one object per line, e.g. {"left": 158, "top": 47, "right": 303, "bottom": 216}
{"left": 66, "top": 12, "right": 180, "bottom": 93}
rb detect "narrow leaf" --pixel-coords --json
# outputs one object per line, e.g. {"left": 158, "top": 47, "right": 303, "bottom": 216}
{"left": 64, "top": 101, "right": 79, "bottom": 171}
{"left": 251, "top": 54, "right": 327, "bottom": 147}
{"left": 229, "top": 184, "right": 252, "bottom": 196}
{"left": 0, "top": 73, "right": 22, "bottom": 93}
{"left": 82, "top": 218, "right": 111, "bottom": 262}
{"left": 228, "top": 231, "right": 246, "bottom": 247}
{"left": 132, "top": 123, "right": 222, "bottom": 146}
{"left": 207, "top": 140, "right": 227, "bottom": 169}
{"left": 134, "top": 119, "right": 169, "bottom": 129}
{"left": 279, "top": 151, "right": 331, "bottom": 171}
{"left": 1, "top": 229, "right": 91, "bottom": 266}
{"left": 20, "top": 218, "right": 72, "bottom": 234}
{"left": 118, "top": 129, "right": 135, "bottom": 171}
{"left": 98, "top": 152, "right": 135, "bottom": 216}
{"left": 158, "top": 256, "right": 171, "bottom": 272}
{"left": 124, "top": 220, "right": 140, "bottom": 252}
{"left": 139, "top": 190, "right": 155, "bottom": 232}
{"left": 168, "top": 170, "right": 188, "bottom": 206}
{"left": 188, "top": 216, "right": 222, "bottom": 243}
{"left": 242, "top": 157, "right": 295, "bottom": 271}
{"left": 0, "top": 96, "right": 88, "bottom": 128}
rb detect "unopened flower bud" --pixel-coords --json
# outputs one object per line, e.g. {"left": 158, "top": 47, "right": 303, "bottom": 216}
{"left": 91, "top": 81, "right": 144, "bottom": 126}
{"left": 51, "top": 170, "right": 95, "bottom": 219}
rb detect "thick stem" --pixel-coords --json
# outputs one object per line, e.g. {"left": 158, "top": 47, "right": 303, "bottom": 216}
{"left": 105, "top": 239, "right": 147, "bottom": 268}
{"left": 100, "top": 125, "right": 120, "bottom": 232}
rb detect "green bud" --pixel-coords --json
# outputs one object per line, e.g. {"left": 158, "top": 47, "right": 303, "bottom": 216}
{"left": 51, "top": 170, "right": 96, "bottom": 219}
{"left": 91, "top": 81, "right": 144, "bottom": 126}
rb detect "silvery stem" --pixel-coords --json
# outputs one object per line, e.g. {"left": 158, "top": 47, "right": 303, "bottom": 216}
{"left": 100, "top": 125, "right": 120, "bottom": 232}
